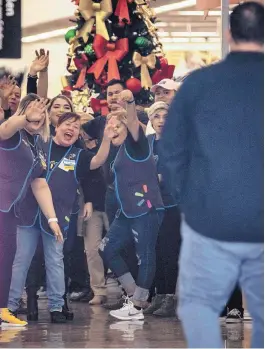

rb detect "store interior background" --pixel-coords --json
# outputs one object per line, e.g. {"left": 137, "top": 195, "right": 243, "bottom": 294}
{"left": 2, "top": 0, "right": 226, "bottom": 96}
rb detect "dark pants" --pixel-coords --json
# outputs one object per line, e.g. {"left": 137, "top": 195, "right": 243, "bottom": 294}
{"left": 26, "top": 239, "right": 45, "bottom": 291}
{"left": 100, "top": 210, "right": 164, "bottom": 290}
{"left": 155, "top": 206, "right": 181, "bottom": 294}
{"left": 0, "top": 210, "right": 17, "bottom": 308}
{"left": 105, "top": 186, "right": 138, "bottom": 280}
{"left": 221, "top": 284, "right": 243, "bottom": 316}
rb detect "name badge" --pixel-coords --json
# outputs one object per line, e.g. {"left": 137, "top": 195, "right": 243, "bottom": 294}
{"left": 58, "top": 158, "right": 76, "bottom": 172}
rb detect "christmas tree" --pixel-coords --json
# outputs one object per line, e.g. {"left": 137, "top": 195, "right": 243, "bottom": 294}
{"left": 63, "top": 0, "right": 175, "bottom": 114}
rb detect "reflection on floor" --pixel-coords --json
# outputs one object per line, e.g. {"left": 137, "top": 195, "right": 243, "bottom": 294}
{"left": 0, "top": 301, "right": 251, "bottom": 348}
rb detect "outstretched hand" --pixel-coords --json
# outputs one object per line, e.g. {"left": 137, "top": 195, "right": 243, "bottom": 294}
{"left": 26, "top": 98, "right": 49, "bottom": 122}
{"left": 29, "top": 49, "right": 49, "bottom": 75}
{"left": 0, "top": 75, "right": 16, "bottom": 100}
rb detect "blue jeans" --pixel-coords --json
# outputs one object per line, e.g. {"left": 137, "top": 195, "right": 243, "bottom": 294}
{"left": 8, "top": 226, "right": 65, "bottom": 312}
{"left": 100, "top": 210, "right": 164, "bottom": 301}
{"left": 178, "top": 220, "right": 264, "bottom": 348}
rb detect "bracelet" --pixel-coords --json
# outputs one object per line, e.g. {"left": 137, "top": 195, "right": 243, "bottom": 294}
{"left": 48, "top": 218, "right": 58, "bottom": 224}
{"left": 28, "top": 73, "right": 38, "bottom": 79}
{"left": 127, "top": 99, "right": 135, "bottom": 104}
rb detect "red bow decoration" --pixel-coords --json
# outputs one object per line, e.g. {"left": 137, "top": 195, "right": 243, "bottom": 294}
{"left": 88, "top": 34, "right": 129, "bottom": 82}
{"left": 115, "top": 0, "right": 131, "bottom": 24}
{"left": 90, "top": 98, "right": 109, "bottom": 116}
{"left": 72, "top": 54, "right": 89, "bottom": 89}
{"left": 152, "top": 58, "right": 175, "bottom": 84}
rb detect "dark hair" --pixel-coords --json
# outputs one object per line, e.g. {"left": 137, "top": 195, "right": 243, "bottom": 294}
{"left": 47, "top": 94, "right": 74, "bottom": 113}
{"left": 230, "top": 2, "right": 264, "bottom": 45}
{"left": 57, "top": 112, "right": 81, "bottom": 126}
{"left": 107, "top": 79, "right": 125, "bottom": 89}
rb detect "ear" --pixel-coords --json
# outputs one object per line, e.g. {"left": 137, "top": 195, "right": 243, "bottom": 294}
{"left": 226, "top": 29, "right": 233, "bottom": 45}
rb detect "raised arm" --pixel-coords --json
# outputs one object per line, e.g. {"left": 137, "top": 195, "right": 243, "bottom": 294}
{"left": 0, "top": 99, "right": 48, "bottom": 141}
{"left": 89, "top": 122, "right": 114, "bottom": 170}
{"left": 28, "top": 49, "right": 49, "bottom": 98}
{"left": 118, "top": 89, "right": 139, "bottom": 141}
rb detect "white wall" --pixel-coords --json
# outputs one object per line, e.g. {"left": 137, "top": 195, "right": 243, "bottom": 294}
{"left": 22, "top": 0, "right": 75, "bottom": 27}
{"left": 0, "top": 37, "right": 69, "bottom": 97}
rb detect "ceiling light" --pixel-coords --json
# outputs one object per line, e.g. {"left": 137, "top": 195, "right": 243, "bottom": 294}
{"left": 22, "top": 27, "right": 74, "bottom": 43}
{"left": 157, "top": 32, "right": 170, "bottom": 37}
{"left": 154, "top": 0, "right": 196, "bottom": 14}
{"left": 155, "top": 22, "right": 168, "bottom": 27}
{"left": 171, "top": 32, "right": 218, "bottom": 37}
{"left": 176, "top": 10, "right": 232, "bottom": 16}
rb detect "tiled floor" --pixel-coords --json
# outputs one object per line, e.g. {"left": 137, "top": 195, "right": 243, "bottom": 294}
{"left": 0, "top": 301, "right": 251, "bottom": 348}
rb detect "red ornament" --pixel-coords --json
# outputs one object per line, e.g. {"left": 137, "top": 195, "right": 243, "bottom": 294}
{"left": 126, "top": 77, "right": 142, "bottom": 94}
{"left": 152, "top": 57, "right": 175, "bottom": 84}
{"left": 90, "top": 98, "right": 109, "bottom": 116}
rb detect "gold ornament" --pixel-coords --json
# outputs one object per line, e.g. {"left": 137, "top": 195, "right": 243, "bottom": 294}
{"left": 71, "top": 88, "right": 92, "bottom": 113}
{"left": 133, "top": 51, "right": 156, "bottom": 89}
{"left": 78, "top": 0, "right": 113, "bottom": 41}
{"left": 68, "top": 56, "right": 78, "bottom": 73}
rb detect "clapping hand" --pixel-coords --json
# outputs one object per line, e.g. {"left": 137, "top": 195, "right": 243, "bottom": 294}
{"left": 26, "top": 98, "right": 49, "bottom": 123}
{"left": 29, "top": 49, "right": 49, "bottom": 76}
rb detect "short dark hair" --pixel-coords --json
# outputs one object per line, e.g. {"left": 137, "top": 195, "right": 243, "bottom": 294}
{"left": 230, "top": 1, "right": 264, "bottom": 45}
{"left": 107, "top": 79, "right": 125, "bottom": 89}
{"left": 57, "top": 112, "right": 81, "bottom": 126}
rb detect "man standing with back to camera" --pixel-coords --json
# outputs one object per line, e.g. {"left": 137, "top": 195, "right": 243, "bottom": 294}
{"left": 159, "top": 2, "right": 264, "bottom": 348}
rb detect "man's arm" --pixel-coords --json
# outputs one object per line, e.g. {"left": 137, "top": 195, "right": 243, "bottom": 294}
{"left": 158, "top": 83, "right": 191, "bottom": 200}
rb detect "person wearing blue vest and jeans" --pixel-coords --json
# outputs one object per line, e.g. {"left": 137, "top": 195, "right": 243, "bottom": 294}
{"left": 7, "top": 112, "right": 113, "bottom": 324}
{"left": 99, "top": 90, "right": 164, "bottom": 321}
{"left": 144, "top": 102, "right": 181, "bottom": 318}
{"left": 0, "top": 93, "right": 62, "bottom": 327}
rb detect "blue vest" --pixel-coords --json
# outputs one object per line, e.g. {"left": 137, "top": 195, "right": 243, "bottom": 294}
{"left": 16, "top": 139, "right": 82, "bottom": 237}
{"left": 112, "top": 140, "right": 164, "bottom": 218}
{"left": 148, "top": 134, "right": 178, "bottom": 208}
{"left": 0, "top": 130, "right": 45, "bottom": 213}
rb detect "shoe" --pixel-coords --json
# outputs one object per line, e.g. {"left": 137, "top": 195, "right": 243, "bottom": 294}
{"left": 143, "top": 294, "right": 165, "bottom": 315}
{"left": 89, "top": 295, "right": 107, "bottom": 305}
{"left": 102, "top": 297, "right": 125, "bottom": 310}
{"left": 226, "top": 308, "right": 243, "bottom": 323}
{"left": 17, "top": 299, "right": 27, "bottom": 315}
{"left": 109, "top": 297, "right": 144, "bottom": 321}
{"left": 69, "top": 290, "right": 90, "bottom": 302}
{"left": 50, "top": 311, "right": 67, "bottom": 324}
{"left": 153, "top": 294, "right": 176, "bottom": 317}
{"left": 0, "top": 308, "right": 28, "bottom": 327}
{"left": 62, "top": 296, "right": 74, "bottom": 321}
{"left": 244, "top": 310, "right": 252, "bottom": 321}
{"left": 26, "top": 288, "right": 39, "bottom": 321}
{"left": 79, "top": 291, "right": 94, "bottom": 303}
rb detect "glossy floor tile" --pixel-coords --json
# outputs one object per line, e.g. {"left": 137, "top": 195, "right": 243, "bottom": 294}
{"left": 0, "top": 301, "right": 251, "bottom": 348}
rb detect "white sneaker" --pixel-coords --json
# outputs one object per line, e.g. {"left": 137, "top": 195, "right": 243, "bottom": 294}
{"left": 109, "top": 298, "right": 144, "bottom": 321}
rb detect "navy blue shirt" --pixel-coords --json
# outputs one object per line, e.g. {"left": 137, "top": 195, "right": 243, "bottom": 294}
{"left": 159, "top": 51, "right": 264, "bottom": 243}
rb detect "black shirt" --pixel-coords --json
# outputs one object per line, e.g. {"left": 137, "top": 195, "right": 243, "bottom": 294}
{"left": 49, "top": 141, "right": 93, "bottom": 181}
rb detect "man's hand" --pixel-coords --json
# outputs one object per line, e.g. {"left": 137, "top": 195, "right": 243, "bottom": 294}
{"left": 49, "top": 221, "right": 64, "bottom": 243}
{"left": 83, "top": 202, "right": 93, "bottom": 221}
{"left": 29, "top": 49, "right": 49, "bottom": 76}
{"left": 0, "top": 75, "right": 16, "bottom": 100}
{"left": 26, "top": 98, "right": 49, "bottom": 122}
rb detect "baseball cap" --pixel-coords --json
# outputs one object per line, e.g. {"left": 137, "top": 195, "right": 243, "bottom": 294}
{"left": 147, "top": 101, "right": 169, "bottom": 120}
{"left": 151, "top": 79, "right": 180, "bottom": 93}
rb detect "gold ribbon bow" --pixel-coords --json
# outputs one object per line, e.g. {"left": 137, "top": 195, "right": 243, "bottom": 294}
{"left": 79, "top": 0, "right": 113, "bottom": 41}
{"left": 133, "top": 52, "right": 156, "bottom": 89}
